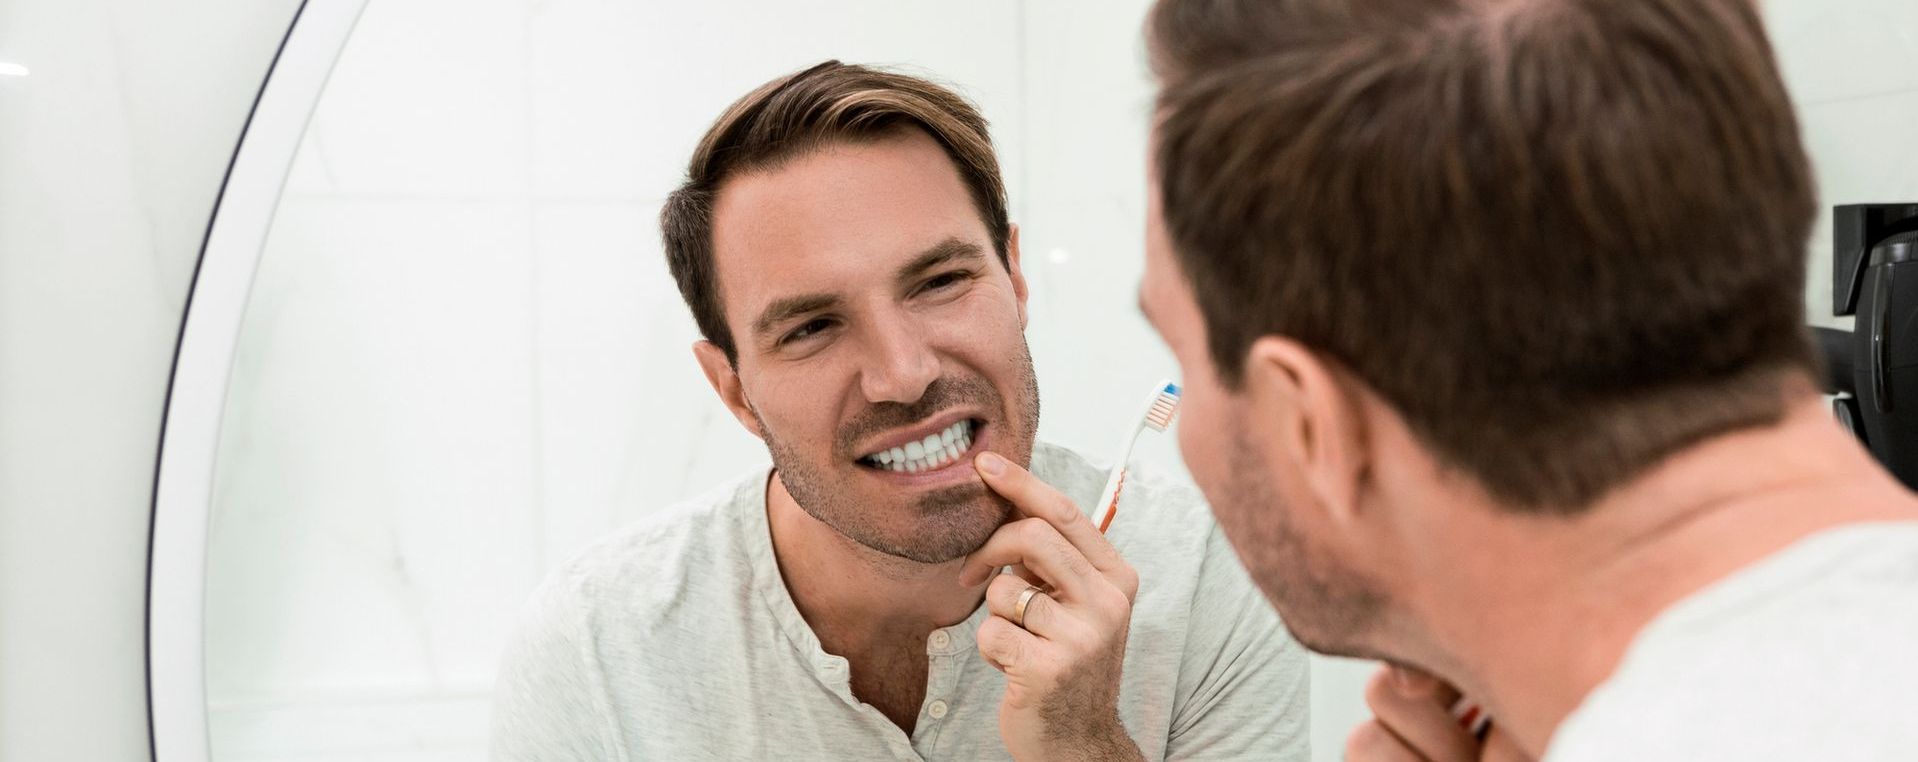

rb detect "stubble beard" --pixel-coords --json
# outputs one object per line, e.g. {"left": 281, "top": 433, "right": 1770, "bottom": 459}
{"left": 758, "top": 348, "right": 1041, "bottom": 565}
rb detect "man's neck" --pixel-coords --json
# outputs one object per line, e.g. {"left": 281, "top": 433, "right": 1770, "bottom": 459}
{"left": 764, "top": 472, "right": 987, "bottom": 656}
{"left": 1405, "top": 396, "right": 1918, "bottom": 758}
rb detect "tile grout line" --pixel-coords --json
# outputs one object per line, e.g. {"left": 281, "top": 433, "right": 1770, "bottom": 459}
{"left": 1801, "top": 85, "right": 1918, "bottom": 108}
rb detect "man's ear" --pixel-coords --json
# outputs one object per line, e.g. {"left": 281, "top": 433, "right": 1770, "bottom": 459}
{"left": 1243, "top": 336, "right": 1368, "bottom": 523}
{"left": 693, "top": 340, "right": 766, "bottom": 440}
{"left": 1005, "top": 223, "right": 1030, "bottom": 329}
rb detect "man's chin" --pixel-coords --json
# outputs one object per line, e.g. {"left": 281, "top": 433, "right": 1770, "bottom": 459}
{"left": 1282, "top": 619, "right": 1372, "bottom": 659}
{"left": 871, "top": 489, "right": 1013, "bottom": 564}
{"left": 1261, "top": 580, "right": 1389, "bottom": 659}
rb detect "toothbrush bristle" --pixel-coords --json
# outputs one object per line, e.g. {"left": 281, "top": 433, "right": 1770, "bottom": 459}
{"left": 1144, "top": 386, "right": 1182, "bottom": 431}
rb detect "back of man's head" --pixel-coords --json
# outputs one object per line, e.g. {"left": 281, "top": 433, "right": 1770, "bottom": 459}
{"left": 1149, "top": 0, "right": 1819, "bottom": 511}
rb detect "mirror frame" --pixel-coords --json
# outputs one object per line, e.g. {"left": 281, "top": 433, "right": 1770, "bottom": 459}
{"left": 145, "top": 0, "right": 368, "bottom": 758}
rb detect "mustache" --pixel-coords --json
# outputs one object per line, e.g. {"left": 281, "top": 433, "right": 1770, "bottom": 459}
{"left": 836, "top": 376, "right": 1000, "bottom": 455}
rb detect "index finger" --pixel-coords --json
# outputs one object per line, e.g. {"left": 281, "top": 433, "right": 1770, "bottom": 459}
{"left": 969, "top": 452, "right": 1125, "bottom": 575}
{"left": 962, "top": 517, "right": 1102, "bottom": 601}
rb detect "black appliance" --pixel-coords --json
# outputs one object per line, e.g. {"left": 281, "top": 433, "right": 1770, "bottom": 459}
{"left": 1816, "top": 203, "right": 1918, "bottom": 488}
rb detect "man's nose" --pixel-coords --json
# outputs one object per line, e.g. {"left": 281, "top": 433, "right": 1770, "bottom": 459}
{"left": 858, "top": 318, "right": 939, "bottom": 404}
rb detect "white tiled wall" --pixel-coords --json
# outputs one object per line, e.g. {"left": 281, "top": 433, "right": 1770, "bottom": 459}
{"left": 200, "top": 2, "right": 1918, "bottom": 760}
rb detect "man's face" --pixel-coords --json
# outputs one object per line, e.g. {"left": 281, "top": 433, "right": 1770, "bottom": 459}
{"left": 1139, "top": 176, "right": 1383, "bottom": 655}
{"left": 703, "top": 129, "right": 1040, "bottom": 565}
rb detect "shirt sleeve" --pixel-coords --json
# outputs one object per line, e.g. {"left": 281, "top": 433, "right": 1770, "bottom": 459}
{"left": 490, "top": 573, "right": 626, "bottom": 762}
{"left": 1162, "top": 522, "right": 1312, "bottom": 761}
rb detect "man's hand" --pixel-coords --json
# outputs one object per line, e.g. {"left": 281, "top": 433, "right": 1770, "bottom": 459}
{"left": 957, "top": 451, "right": 1145, "bottom": 762}
{"left": 1346, "top": 665, "right": 1532, "bottom": 762}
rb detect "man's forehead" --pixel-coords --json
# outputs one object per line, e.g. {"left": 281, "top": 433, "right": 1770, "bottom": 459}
{"left": 706, "top": 134, "right": 992, "bottom": 316}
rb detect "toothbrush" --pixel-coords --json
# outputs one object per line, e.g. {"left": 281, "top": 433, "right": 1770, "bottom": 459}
{"left": 1091, "top": 380, "right": 1182, "bottom": 533}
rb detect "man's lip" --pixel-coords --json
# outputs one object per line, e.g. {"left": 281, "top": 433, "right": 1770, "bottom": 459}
{"left": 851, "top": 409, "right": 985, "bottom": 460}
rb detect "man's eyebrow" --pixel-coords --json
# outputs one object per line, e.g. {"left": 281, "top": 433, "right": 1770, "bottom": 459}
{"left": 895, "top": 237, "right": 988, "bottom": 285}
{"left": 752, "top": 293, "right": 840, "bottom": 339}
{"left": 750, "top": 239, "right": 984, "bottom": 341}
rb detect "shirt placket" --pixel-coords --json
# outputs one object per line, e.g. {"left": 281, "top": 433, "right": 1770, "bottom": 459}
{"left": 911, "top": 624, "right": 967, "bottom": 758}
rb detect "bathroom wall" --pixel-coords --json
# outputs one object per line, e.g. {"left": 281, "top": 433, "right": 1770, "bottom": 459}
{"left": 0, "top": 0, "right": 302, "bottom": 759}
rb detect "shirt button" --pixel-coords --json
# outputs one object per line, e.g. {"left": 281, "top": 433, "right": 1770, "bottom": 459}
{"left": 930, "top": 630, "right": 951, "bottom": 649}
{"left": 928, "top": 700, "right": 950, "bottom": 719}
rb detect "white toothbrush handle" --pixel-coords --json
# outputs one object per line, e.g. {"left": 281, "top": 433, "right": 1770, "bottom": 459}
{"left": 1093, "top": 424, "right": 1142, "bottom": 532}
{"left": 1093, "top": 466, "right": 1125, "bottom": 532}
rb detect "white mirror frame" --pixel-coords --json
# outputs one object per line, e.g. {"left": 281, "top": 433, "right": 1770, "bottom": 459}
{"left": 146, "top": 0, "right": 368, "bottom": 758}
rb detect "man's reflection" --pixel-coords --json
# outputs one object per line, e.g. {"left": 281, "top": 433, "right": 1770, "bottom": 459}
{"left": 490, "top": 61, "right": 1308, "bottom": 760}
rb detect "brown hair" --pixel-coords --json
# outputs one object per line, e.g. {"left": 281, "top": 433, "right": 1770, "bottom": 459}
{"left": 662, "top": 60, "right": 1011, "bottom": 364}
{"left": 1149, "top": 0, "right": 1820, "bottom": 511}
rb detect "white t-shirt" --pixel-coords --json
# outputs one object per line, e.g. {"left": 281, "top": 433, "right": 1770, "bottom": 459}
{"left": 491, "top": 442, "right": 1311, "bottom": 761}
{"left": 1546, "top": 521, "right": 1918, "bottom": 761}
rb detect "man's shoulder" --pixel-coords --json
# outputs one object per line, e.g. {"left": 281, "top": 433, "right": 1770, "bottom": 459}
{"left": 1031, "top": 440, "right": 1212, "bottom": 527}
{"left": 525, "top": 472, "right": 765, "bottom": 625}
{"left": 1031, "top": 441, "right": 1223, "bottom": 575}
{"left": 1547, "top": 522, "right": 1918, "bottom": 761}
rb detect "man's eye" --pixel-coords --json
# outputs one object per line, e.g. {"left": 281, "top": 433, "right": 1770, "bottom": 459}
{"left": 783, "top": 318, "right": 834, "bottom": 345}
{"left": 921, "top": 271, "right": 969, "bottom": 293}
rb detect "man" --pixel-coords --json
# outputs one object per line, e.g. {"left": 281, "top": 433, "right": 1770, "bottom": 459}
{"left": 1137, "top": 0, "right": 1918, "bottom": 760}
{"left": 491, "top": 61, "right": 1308, "bottom": 761}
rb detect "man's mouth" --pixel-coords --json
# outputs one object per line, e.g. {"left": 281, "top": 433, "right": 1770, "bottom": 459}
{"left": 857, "top": 419, "right": 980, "bottom": 473}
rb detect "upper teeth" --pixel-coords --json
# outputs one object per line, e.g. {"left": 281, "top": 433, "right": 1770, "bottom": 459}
{"left": 864, "top": 420, "right": 975, "bottom": 473}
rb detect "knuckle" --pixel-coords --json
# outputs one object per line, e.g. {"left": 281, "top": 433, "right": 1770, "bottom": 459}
{"left": 1016, "top": 517, "right": 1051, "bottom": 544}
{"left": 1049, "top": 495, "right": 1081, "bottom": 524}
{"left": 1114, "top": 563, "right": 1140, "bottom": 597}
{"left": 988, "top": 570, "right": 1023, "bottom": 598}
{"left": 1098, "top": 584, "right": 1133, "bottom": 617}
{"left": 982, "top": 620, "right": 1020, "bottom": 660}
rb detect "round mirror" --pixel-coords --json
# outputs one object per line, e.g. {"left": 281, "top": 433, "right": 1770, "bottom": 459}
{"left": 150, "top": 1, "right": 1918, "bottom": 759}
{"left": 189, "top": 1, "right": 1227, "bottom": 757}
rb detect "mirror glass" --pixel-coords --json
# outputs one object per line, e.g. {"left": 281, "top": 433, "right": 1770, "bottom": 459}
{"left": 195, "top": 1, "right": 1918, "bottom": 759}
{"left": 201, "top": 1, "right": 1198, "bottom": 757}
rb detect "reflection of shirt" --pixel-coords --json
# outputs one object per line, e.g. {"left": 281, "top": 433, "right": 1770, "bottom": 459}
{"left": 491, "top": 441, "right": 1310, "bottom": 761}
{"left": 1545, "top": 522, "right": 1918, "bottom": 761}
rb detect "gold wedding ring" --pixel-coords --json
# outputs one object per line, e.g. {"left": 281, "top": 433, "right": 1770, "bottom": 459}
{"left": 1012, "top": 585, "right": 1043, "bottom": 629}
